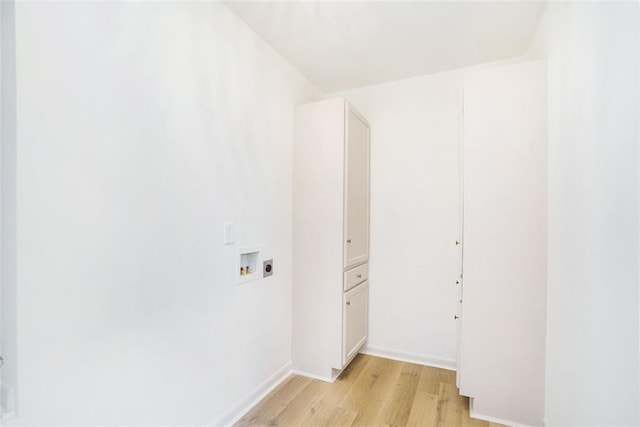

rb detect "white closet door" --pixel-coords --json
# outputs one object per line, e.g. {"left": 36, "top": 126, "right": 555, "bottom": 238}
{"left": 459, "top": 60, "right": 546, "bottom": 426}
{"left": 344, "top": 107, "right": 370, "bottom": 269}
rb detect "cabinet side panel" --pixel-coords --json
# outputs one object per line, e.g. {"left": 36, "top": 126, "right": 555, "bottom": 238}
{"left": 293, "top": 99, "right": 345, "bottom": 377}
{"left": 460, "top": 60, "right": 547, "bottom": 426}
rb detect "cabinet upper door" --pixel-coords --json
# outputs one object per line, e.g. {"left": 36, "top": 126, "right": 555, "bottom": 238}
{"left": 344, "top": 106, "right": 370, "bottom": 269}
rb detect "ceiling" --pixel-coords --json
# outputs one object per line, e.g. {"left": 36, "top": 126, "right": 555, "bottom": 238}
{"left": 224, "top": 1, "right": 547, "bottom": 93}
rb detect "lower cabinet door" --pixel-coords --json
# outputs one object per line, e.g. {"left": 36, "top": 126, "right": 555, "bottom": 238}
{"left": 343, "top": 281, "right": 369, "bottom": 365}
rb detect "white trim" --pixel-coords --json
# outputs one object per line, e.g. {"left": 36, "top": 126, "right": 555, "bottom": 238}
{"left": 361, "top": 345, "right": 457, "bottom": 371}
{"left": 469, "top": 398, "right": 534, "bottom": 427}
{"left": 291, "top": 369, "right": 335, "bottom": 383}
{"left": 211, "top": 361, "right": 292, "bottom": 427}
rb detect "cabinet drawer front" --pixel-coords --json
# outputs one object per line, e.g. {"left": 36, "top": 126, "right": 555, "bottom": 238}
{"left": 344, "top": 263, "right": 368, "bottom": 291}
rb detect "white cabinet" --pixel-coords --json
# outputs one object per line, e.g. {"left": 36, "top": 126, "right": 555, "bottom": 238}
{"left": 292, "top": 98, "right": 370, "bottom": 382}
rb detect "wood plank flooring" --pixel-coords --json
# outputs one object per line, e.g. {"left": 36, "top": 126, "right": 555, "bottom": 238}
{"left": 235, "top": 354, "right": 504, "bottom": 427}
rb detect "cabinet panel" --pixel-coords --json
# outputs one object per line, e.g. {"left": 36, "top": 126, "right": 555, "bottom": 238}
{"left": 344, "top": 108, "right": 370, "bottom": 269}
{"left": 343, "top": 281, "right": 369, "bottom": 365}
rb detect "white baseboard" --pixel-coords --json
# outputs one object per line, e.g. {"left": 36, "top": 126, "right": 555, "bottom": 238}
{"left": 469, "top": 398, "right": 533, "bottom": 427}
{"left": 361, "top": 345, "right": 457, "bottom": 371}
{"left": 211, "top": 361, "right": 292, "bottom": 427}
{"left": 291, "top": 369, "right": 334, "bottom": 383}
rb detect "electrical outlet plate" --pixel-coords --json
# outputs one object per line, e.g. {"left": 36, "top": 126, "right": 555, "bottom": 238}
{"left": 263, "top": 259, "right": 273, "bottom": 277}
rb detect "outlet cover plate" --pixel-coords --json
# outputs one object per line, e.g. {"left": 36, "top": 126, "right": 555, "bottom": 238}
{"left": 263, "top": 259, "right": 273, "bottom": 278}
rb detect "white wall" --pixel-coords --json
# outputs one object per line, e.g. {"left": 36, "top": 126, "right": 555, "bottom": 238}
{"left": 335, "top": 71, "right": 463, "bottom": 368}
{"left": 1, "top": 0, "right": 18, "bottom": 419}
{"left": 12, "top": 2, "right": 321, "bottom": 424}
{"left": 529, "top": 3, "right": 640, "bottom": 425}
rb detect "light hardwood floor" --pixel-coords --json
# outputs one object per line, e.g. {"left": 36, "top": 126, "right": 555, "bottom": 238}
{"left": 235, "top": 354, "right": 503, "bottom": 427}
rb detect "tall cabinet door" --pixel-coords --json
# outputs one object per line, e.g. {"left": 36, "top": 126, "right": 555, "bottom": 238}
{"left": 459, "top": 60, "right": 546, "bottom": 425}
{"left": 344, "top": 107, "right": 370, "bottom": 268}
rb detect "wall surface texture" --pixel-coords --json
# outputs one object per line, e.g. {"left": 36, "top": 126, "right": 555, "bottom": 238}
{"left": 529, "top": 3, "right": 640, "bottom": 425}
{"left": 12, "top": 2, "right": 321, "bottom": 424}
{"left": 1, "top": 0, "right": 18, "bottom": 419}
{"left": 335, "top": 71, "right": 463, "bottom": 368}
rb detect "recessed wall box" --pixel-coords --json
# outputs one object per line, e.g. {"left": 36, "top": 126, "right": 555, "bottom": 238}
{"left": 237, "top": 247, "right": 262, "bottom": 284}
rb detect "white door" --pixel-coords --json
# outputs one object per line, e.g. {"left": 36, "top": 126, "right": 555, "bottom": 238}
{"left": 459, "top": 60, "right": 546, "bottom": 425}
{"left": 343, "top": 281, "right": 368, "bottom": 365}
{"left": 344, "top": 106, "right": 370, "bottom": 269}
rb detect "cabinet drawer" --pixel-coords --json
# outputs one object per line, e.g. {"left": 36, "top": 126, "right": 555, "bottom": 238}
{"left": 344, "top": 263, "right": 368, "bottom": 291}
